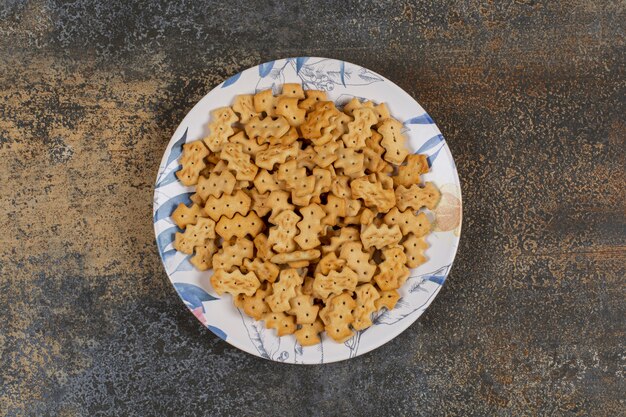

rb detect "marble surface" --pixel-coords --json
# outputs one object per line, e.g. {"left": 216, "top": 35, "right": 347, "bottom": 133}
{"left": 1, "top": 1, "right": 624, "bottom": 415}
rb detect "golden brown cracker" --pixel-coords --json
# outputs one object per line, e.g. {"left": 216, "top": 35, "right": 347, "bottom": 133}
{"left": 204, "top": 190, "right": 251, "bottom": 221}
{"left": 211, "top": 268, "right": 260, "bottom": 297}
{"left": 244, "top": 115, "right": 290, "bottom": 142}
{"left": 255, "top": 142, "right": 299, "bottom": 170}
{"left": 360, "top": 223, "right": 402, "bottom": 249}
{"left": 339, "top": 241, "right": 376, "bottom": 283}
{"left": 383, "top": 207, "right": 431, "bottom": 237}
{"left": 402, "top": 234, "right": 429, "bottom": 268}
{"left": 393, "top": 153, "right": 429, "bottom": 187}
{"left": 221, "top": 143, "right": 258, "bottom": 181}
{"left": 294, "top": 203, "right": 326, "bottom": 250}
{"left": 232, "top": 94, "right": 257, "bottom": 124}
{"left": 171, "top": 203, "right": 203, "bottom": 229}
{"left": 276, "top": 96, "right": 306, "bottom": 126}
{"left": 241, "top": 285, "right": 272, "bottom": 320}
{"left": 190, "top": 240, "right": 218, "bottom": 271}
{"left": 341, "top": 107, "right": 378, "bottom": 149}
{"left": 204, "top": 107, "right": 239, "bottom": 152}
{"left": 395, "top": 182, "right": 441, "bottom": 211}
{"left": 243, "top": 258, "right": 280, "bottom": 283}
{"left": 320, "top": 292, "right": 356, "bottom": 343}
{"left": 266, "top": 269, "right": 303, "bottom": 313}
{"left": 299, "top": 89, "right": 327, "bottom": 112}
{"left": 350, "top": 173, "right": 396, "bottom": 213}
{"left": 378, "top": 118, "right": 409, "bottom": 165}
{"left": 196, "top": 170, "right": 237, "bottom": 200}
{"left": 375, "top": 289, "right": 401, "bottom": 311}
{"left": 212, "top": 237, "right": 254, "bottom": 272}
{"left": 253, "top": 169, "right": 282, "bottom": 194}
{"left": 173, "top": 217, "right": 216, "bottom": 254}
{"left": 253, "top": 89, "right": 278, "bottom": 117}
{"left": 176, "top": 141, "right": 209, "bottom": 186}
{"left": 288, "top": 294, "right": 319, "bottom": 324}
{"left": 264, "top": 311, "right": 297, "bottom": 336}
{"left": 313, "top": 267, "right": 358, "bottom": 299}
{"left": 294, "top": 320, "right": 324, "bottom": 346}
{"left": 281, "top": 83, "right": 305, "bottom": 99}
{"left": 352, "top": 284, "right": 380, "bottom": 330}
{"left": 215, "top": 212, "right": 264, "bottom": 240}
{"left": 267, "top": 210, "right": 300, "bottom": 253}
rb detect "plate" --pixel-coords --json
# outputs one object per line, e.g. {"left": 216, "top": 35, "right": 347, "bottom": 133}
{"left": 153, "top": 57, "right": 462, "bottom": 364}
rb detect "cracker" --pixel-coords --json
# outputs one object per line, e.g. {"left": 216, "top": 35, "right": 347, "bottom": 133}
{"left": 173, "top": 217, "right": 216, "bottom": 254}
{"left": 383, "top": 207, "right": 431, "bottom": 237}
{"left": 171, "top": 203, "right": 203, "bottom": 229}
{"left": 267, "top": 210, "right": 300, "bottom": 253}
{"left": 281, "top": 83, "right": 305, "bottom": 99}
{"left": 299, "top": 89, "right": 327, "bottom": 112}
{"left": 253, "top": 89, "right": 278, "bottom": 117}
{"left": 330, "top": 175, "right": 351, "bottom": 199}
{"left": 363, "top": 147, "right": 393, "bottom": 174}
{"left": 212, "top": 237, "right": 254, "bottom": 272}
{"left": 296, "top": 146, "right": 317, "bottom": 170}
{"left": 341, "top": 107, "right": 378, "bottom": 149}
{"left": 288, "top": 294, "right": 319, "bottom": 324}
{"left": 241, "top": 285, "right": 272, "bottom": 320}
{"left": 277, "top": 159, "right": 315, "bottom": 198}
{"left": 395, "top": 182, "right": 441, "bottom": 211}
{"left": 176, "top": 141, "right": 210, "bottom": 186}
{"left": 339, "top": 241, "right": 376, "bottom": 283}
{"left": 360, "top": 223, "right": 402, "bottom": 249}
{"left": 393, "top": 153, "right": 429, "bottom": 188}
{"left": 266, "top": 269, "right": 303, "bottom": 313}
{"left": 378, "top": 118, "right": 409, "bottom": 165}
{"left": 320, "top": 292, "right": 356, "bottom": 343}
{"left": 253, "top": 233, "right": 274, "bottom": 261}
{"left": 204, "top": 190, "right": 251, "bottom": 221}
{"left": 402, "top": 234, "right": 429, "bottom": 268}
{"left": 271, "top": 250, "right": 321, "bottom": 267}
{"left": 264, "top": 311, "right": 297, "bottom": 336}
{"left": 314, "top": 252, "right": 347, "bottom": 276}
{"left": 366, "top": 129, "right": 385, "bottom": 155}
{"left": 334, "top": 146, "right": 365, "bottom": 176}
{"left": 243, "top": 258, "right": 280, "bottom": 283}
{"left": 215, "top": 212, "right": 263, "bottom": 240}
{"left": 266, "top": 190, "right": 295, "bottom": 223}
{"left": 294, "top": 319, "right": 324, "bottom": 346}
{"left": 374, "top": 245, "right": 410, "bottom": 291}
{"left": 375, "top": 289, "right": 401, "bottom": 311}
{"left": 351, "top": 173, "right": 396, "bottom": 213}
{"left": 190, "top": 240, "right": 218, "bottom": 271}
{"left": 196, "top": 170, "right": 237, "bottom": 200}
{"left": 313, "top": 267, "right": 358, "bottom": 299}
{"left": 253, "top": 169, "right": 282, "bottom": 194}
{"left": 211, "top": 268, "right": 260, "bottom": 297}
{"left": 311, "top": 167, "right": 332, "bottom": 197}
{"left": 249, "top": 189, "right": 272, "bottom": 217}
{"left": 276, "top": 96, "right": 306, "bottom": 127}
{"left": 352, "top": 284, "right": 380, "bottom": 331}
{"left": 301, "top": 101, "right": 340, "bottom": 140}
{"left": 312, "top": 140, "right": 340, "bottom": 167}
{"left": 232, "top": 94, "right": 257, "bottom": 124}
{"left": 255, "top": 142, "right": 299, "bottom": 170}
{"left": 323, "top": 226, "right": 360, "bottom": 254}
{"left": 268, "top": 126, "right": 299, "bottom": 146}
{"left": 228, "top": 131, "right": 268, "bottom": 157}
{"left": 244, "top": 115, "right": 290, "bottom": 142}
{"left": 295, "top": 203, "right": 326, "bottom": 250}
{"left": 204, "top": 107, "right": 239, "bottom": 152}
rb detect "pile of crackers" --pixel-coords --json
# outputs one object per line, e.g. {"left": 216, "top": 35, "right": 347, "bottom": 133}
{"left": 170, "top": 84, "right": 441, "bottom": 346}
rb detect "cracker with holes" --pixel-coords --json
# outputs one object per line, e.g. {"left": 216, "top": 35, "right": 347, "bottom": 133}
{"left": 176, "top": 141, "right": 209, "bottom": 186}
{"left": 204, "top": 107, "right": 238, "bottom": 152}
{"left": 169, "top": 83, "right": 444, "bottom": 346}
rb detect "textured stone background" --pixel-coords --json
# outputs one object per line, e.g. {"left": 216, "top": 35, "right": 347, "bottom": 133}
{"left": 1, "top": 1, "right": 625, "bottom": 416}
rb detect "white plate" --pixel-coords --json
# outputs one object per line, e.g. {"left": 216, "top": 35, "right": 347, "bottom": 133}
{"left": 153, "top": 57, "right": 462, "bottom": 364}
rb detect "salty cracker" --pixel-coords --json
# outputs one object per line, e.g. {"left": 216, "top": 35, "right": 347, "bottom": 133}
{"left": 171, "top": 203, "right": 203, "bottom": 229}
{"left": 268, "top": 126, "right": 299, "bottom": 146}
{"left": 190, "top": 240, "right": 218, "bottom": 271}
{"left": 253, "top": 89, "right": 278, "bottom": 117}
{"left": 253, "top": 169, "right": 281, "bottom": 194}
{"left": 323, "top": 226, "right": 360, "bottom": 254}
{"left": 341, "top": 107, "right": 378, "bottom": 149}
{"left": 243, "top": 258, "right": 279, "bottom": 283}
{"left": 339, "top": 241, "right": 376, "bottom": 283}
{"left": 314, "top": 252, "right": 346, "bottom": 276}
{"left": 196, "top": 170, "right": 236, "bottom": 201}
{"left": 176, "top": 141, "right": 209, "bottom": 186}
{"left": 383, "top": 207, "right": 431, "bottom": 237}
{"left": 295, "top": 203, "right": 326, "bottom": 250}
{"left": 330, "top": 175, "right": 351, "bottom": 199}
{"left": 352, "top": 284, "right": 380, "bottom": 331}
{"left": 204, "top": 190, "right": 251, "bottom": 221}
{"left": 204, "top": 107, "right": 238, "bottom": 152}
{"left": 375, "top": 289, "right": 400, "bottom": 311}
{"left": 320, "top": 292, "right": 356, "bottom": 343}
{"left": 255, "top": 142, "right": 299, "bottom": 170}
{"left": 312, "top": 140, "right": 340, "bottom": 168}
{"left": 266, "top": 190, "right": 295, "bottom": 223}
{"left": 395, "top": 182, "right": 441, "bottom": 211}
{"left": 173, "top": 217, "right": 216, "bottom": 254}
{"left": 241, "top": 285, "right": 272, "bottom": 320}
{"left": 254, "top": 233, "right": 274, "bottom": 261}
{"left": 249, "top": 189, "right": 272, "bottom": 217}
{"left": 363, "top": 147, "right": 393, "bottom": 174}
{"left": 267, "top": 210, "right": 300, "bottom": 253}
{"left": 321, "top": 194, "right": 347, "bottom": 226}
{"left": 228, "top": 131, "right": 268, "bottom": 157}
{"left": 300, "top": 101, "right": 340, "bottom": 140}
{"left": 294, "top": 319, "right": 324, "bottom": 346}
{"left": 288, "top": 294, "right": 319, "bottom": 324}
{"left": 350, "top": 173, "right": 396, "bottom": 213}
{"left": 296, "top": 146, "right": 317, "bottom": 170}
{"left": 311, "top": 168, "right": 332, "bottom": 198}
{"left": 366, "top": 129, "right": 385, "bottom": 155}
{"left": 378, "top": 118, "right": 409, "bottom": 165}
{"left": 211, "top": 268, "right": 260, "bottom": 297}
{"left": 393, "top": 153, "right": 429, "bottom": 188}
{"left": 212, "top": 237, "right": 254, "bottom": 272}
{"left": 276, "top": 96, "right": 306, "bottom": 127}
{"left": 264, "top": 311, "right": 296, "bottom": 336}
{"left": 277, "top": 159, "right": 315, "bottom": 198}
{"left": 244, "top": 115, "right": 290, "bottom": 142}
{"left": 313, "top": 267, "right": 358, "bottom": 299}
{"left": 271, "top": 250, "right": 321, "bottom": 267}
{"left": 334, "top": 146, "right": 365, "bottom": 176}
{"left": 374, "top": 245, "right": 410, "bottom": 291}
{"left": 266, "top": 269, "right": 303, "bottom": 313}
{"left": 215, "top": 212, "right": 263, "bottom": 240}
{"left": 360, "top": 223, "right": 402, "bottom": 249}
{"left": 299, "top": 89, "right": 327, "bottom": 112}
{"left": 232, "top": 94, "right": 257, "bottom": 124}
{"left": 281, "top": 83, "right": 305, "bottom": 99}
{"left": 402, "top": 234, "right": 429, "bottom": 268}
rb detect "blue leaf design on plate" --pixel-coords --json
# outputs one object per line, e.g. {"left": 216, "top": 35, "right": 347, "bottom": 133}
{"left": 161, "top": 249, "right": 177, "bottom": 263}
{"left": 296, "top": 57, "right": 309, "bottom": 73}
{"left": 165, "top": 128, "right": 187, "bottom": 167}
{"left": 208, "top": 325, "right": 227, "bottom": 340}
{"left": 222, "top": 72, "right": 242, "bottom": 88}
{"left": 258, "top": 61, "right": 275, "bottom": 77}
{"left": 415, "top": 134, "right": 444, "bottom": 154}
{"left": 153, "top": 192, "right": 193, "bottom": 222}
{"left": 173, "top": 255, "right": 194, "bottom": 273}
{"left": 173, "top": 283, "right": 218, "bottom": 309}
{"left": 340, "top": 61, "right": 346, "bottom": 87}
{"left": 155, "top": 166, "right": 181, "bottom": 189}
{"left": 404, "top": 114, "right": 434, "bottom": 125}
{"left": 425, "top": 275, "right": 447, "bottom": 285}
{"left": 156, "top": 226, "right": 180, "bottom": 253}
{"left": 427, "top": 145, "right": 444, "bottom": 168}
